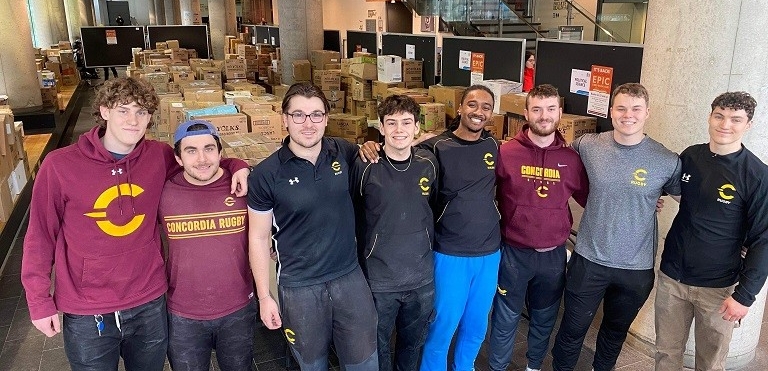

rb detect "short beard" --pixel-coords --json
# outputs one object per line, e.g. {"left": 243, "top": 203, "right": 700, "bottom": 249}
{"left": 529, "top": 120, "right": 558, "bottom": 137}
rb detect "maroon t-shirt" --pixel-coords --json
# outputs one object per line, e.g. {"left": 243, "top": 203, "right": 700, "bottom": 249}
{"left": 159, "top": 169, "right": 253, "bottom": 320}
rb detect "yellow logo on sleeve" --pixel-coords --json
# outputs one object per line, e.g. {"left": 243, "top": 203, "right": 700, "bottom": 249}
{"left": 419, "top": 177, "right": 431, "bottom": 195}
{"left": 484, "top": 153, "right": 495, "bottom": 169}
{"left": 83, "top": 184, "right": 146, "bottom": 237}
{"left": 331, "top": 160, "right": 342, "bottom": 175}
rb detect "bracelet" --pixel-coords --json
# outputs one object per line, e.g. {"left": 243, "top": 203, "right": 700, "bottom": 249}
{"left": 258, "top": 293, "right": 271, "bottom": 301}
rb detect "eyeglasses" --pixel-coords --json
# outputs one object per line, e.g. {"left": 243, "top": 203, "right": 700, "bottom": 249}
{"left": 287, "top": 111, "right": 326, "bottom": 124}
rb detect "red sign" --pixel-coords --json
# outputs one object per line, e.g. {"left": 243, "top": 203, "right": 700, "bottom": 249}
{"left": 589, "top": 65, "right": 613, "bottom": 94}
{"left": 471, "top": 53, "right": 485, "bottom": 73}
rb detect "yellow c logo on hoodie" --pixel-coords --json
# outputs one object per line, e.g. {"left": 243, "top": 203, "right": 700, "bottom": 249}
{"left": 84, "top": 184, "right": 146, "bottom": 237}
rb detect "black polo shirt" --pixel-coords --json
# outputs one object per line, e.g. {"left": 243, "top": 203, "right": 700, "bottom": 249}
{"left": 247, "top": 137, "right": 360, "bottom": 287}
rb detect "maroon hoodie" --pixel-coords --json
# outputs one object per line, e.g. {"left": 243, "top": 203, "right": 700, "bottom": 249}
{"left": 496, "top": 125, "right": 589, "bottom": 249}
{"left": 21, "top": 126, "right": 247, "bottom": 320}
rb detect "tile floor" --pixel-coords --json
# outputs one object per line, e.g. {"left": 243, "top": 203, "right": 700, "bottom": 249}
{"left": 2, "top": 79, "right": 767, "bottom": 371}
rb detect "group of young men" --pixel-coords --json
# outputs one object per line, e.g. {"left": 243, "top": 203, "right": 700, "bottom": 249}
{"left": 20, "top": 74, "right": 767, "bottom": 371}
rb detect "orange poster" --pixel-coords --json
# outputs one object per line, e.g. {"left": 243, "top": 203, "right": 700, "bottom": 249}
{"left": 589, "top": 65, "right": 613, "bottom": 94}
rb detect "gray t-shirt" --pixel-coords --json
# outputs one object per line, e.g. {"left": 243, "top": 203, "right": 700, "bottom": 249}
{"left": 573, "top": 132, "right": 681, "bottom": 270}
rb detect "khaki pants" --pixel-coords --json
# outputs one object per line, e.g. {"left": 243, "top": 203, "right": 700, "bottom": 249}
{"left": 654, "top": 272, "right": 736, "bottom": 371}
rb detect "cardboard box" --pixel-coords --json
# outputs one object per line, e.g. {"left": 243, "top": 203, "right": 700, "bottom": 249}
{"left": 224, "top": 82, "right": 266, "bottom": 96}
{"left": 224, "top": 58, "right": 246, "bottom": 80}
{"left": 404, "top": 81, "right": 425, "bottom": 89}
{"left": 165, "top": 39, "right": 180, "bottom": 49}
{"left": 159, "top": 97, "right": 185, "bottom": 127}
{"left": 310, "top": 50, "right": 341, "bottom": 70}
{"left": 351, "top": 78, "right": 372, "bottom": 101}
{"left": 500, "top": 93, "right": 565, "bottom": 116}
{"left": 237, "top": 44, "right": 258, "bottom": 59}
{"left": 485, "top": 114, "right": 505, "bottom": 139}
{"left": 428, "top": 85, "right": 466, "bottom": 119}
{"left": 558, "top": 114, "right": 597, "bottom": 143}
{"left": 354, "top": 100, "right": 378, "bottom": 121}
{"left": 401, "top": 59, "right": 423, "bottom": 83}
{"left": 506, "top": 113, "right": 527, "bottom": 137}
{"left": 480, "top": 79, "right": 523, "bottom": 114}
{"left": 272, "top": 84, "right": 290, "bottom": 99}
{"left": 372, "top": 81, "right": 405, "bottom": 101}
{"left": 377, "top": 55, "right": 402, "bottom": 83}
{"left": 242, "top": 110, "right": 283, "bottom": 142}
{"left": 327, "top": 114, "right": 367, "bottom": 138}
{"left": 224, "top": 91, "right": 253, "bottom": 105}
{"left": 190, "top": 89, "right": 224, "bottom": 103}
{"left": 419, "top": 103, "right": 446, "bottom": 132}
{"left": 0, "top": 178, "right": 13, "bottom": 223}
{"left": 312, "top": 69, "right": 341, "bottom": 91}
{"left": 191, "top": 113, "right": 249, "bottom": 136}
{"left": 324, "top": 90, "right": 346, "bottom": 113}
{"left": 349, "top": 56, "right": 377, "bottom": 80}
{"left": 220, "top": 132, "right": 281, "bottom": 166}
{"left": 292, "top": 60, "right": 312, "bottom": 82}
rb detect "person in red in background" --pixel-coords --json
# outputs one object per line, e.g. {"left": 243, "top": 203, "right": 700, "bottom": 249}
{"left": 523, "top": 51, "right": 535, "bottom": 92}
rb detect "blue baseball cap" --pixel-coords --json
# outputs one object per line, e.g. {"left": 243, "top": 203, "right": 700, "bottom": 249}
{"left": 173, "top": 120, "right": 220, "bottom": 146}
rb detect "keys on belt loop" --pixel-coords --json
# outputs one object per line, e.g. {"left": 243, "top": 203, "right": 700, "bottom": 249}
{"left": 94, "top": 314, "right": 105, "bottom": 336}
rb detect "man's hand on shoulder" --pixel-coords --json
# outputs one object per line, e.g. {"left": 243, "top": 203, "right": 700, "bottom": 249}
{"left": 231, "top": 167, "right": 250, "bottom": 197}
{"left": 359, "top": 141, "right": 381, "bottom": 163}
{"left": 32, "top": 314, "right": 61, "bottom": 337}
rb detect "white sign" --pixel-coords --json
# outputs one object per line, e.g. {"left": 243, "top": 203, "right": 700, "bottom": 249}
{"left": 570, "top": 69, "right": 590, "bottom": 96}
{"left": 587, "top": 91, "right": 610, "bottom": 118}
{"left": 459, "top": 50, "right": 471, "bottom": 70}
{"left": 406, "top": 44, "right": 415, "bottom": 59}
{"left": 470, "top": 71, "right": 484, "bottom": 86}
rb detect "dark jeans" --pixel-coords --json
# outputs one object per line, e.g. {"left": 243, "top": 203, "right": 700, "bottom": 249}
{"left": 63, "top": 295, "right": 168, "bottom": 371}
{"left": 551, "top": 253, "right": 654, "bottom": 371}
{"left": 168, "top": 301, "right": 256, "bottom": 371}
{"left": 489, "top": 243, "right": 566, "bottom": 371}
{"left": 278, "top": 267, "right": 378, "bottom": 371}
{"left": 373, "top": 283, "right": 435, "bottom": 371}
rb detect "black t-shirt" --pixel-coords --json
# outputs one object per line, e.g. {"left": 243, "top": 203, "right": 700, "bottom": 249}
{"left": 351, "top": 147, "right": 438, "bottom": 292}
{"left": 247, "top": 137, "right": 360, "bottom": 287}
{"left": 418, "top": 130, "right": 501, "bottom": 256}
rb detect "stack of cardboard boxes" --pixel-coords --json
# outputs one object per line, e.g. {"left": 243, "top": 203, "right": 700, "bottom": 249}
{"left": 498, "top": 92, "right": 596, "bottom": 143}
{"left": 0, "top": 108, "right": 31, "bottom": 224}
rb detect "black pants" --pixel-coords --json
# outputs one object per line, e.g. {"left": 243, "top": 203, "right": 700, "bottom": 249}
{"left": 551, "top": 253, "right": 654, "bottom": 371}
{"left": 168, "top": 301, "right": 256, "bottom": 371}
{"left": 63, "top": 295, "right": 168, "bottom": 371}
{"left": 373, "top": 283, "right": 435, "bottom": 371}
{"left": 278, "top": 267, "right": 378, "bottom": 371}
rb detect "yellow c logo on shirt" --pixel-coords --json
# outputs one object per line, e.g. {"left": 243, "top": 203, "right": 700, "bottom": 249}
{"left": 419, "top": 177, "right": 430, "bottom": 192}
{"left": 536, "top": 185, "right": 549, "bottom": 198}
{"left": 224, "top": 197, "right": 235, "bottom": 207}
{"left": 331, "top": 161, "right": 342, "bottom": 172}
{"left": 284, "top": 328, "right": 296, "bottom": 344}
{"left": 497, "top": 286, "right": 507, "bottom": 296}
{"left": 483, "top": 153, "right": 495, "bottom": 166}
{"left": 633, "top": 169, "right": 648, "bottom": 182}
{"left": 83, "top": 184, "right": 146, "bottom": 237}
{"left": 718, "top": 184, "right": 736, "bottom": 200}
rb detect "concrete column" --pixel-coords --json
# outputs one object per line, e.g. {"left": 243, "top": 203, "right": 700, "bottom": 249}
{"left": 164, "top": 0, "right": 175, "bottom": 24}
{"left": 208, "top": 0, "right": 236, "bottom": 59}
{"left": 627, "top": 1, "right": 768, "bottom": 369}
{"left": 28, "top": 0, "right": 69, "bottom": 47}
{"left": 179, "top": 0, "right": 201, "bottom": 25}
{"left": 277, "top": 0, "right": 323, "bottom": 85}
{"left": 78, "top": 0, "right": 95, "bottom": 26}
{"left": 170, "top": 0, "right": 181, "bottom": 25}
{"left": 155, "top": 0, "right": 166, "bottom": 25}
{"left": 0, "top": 0, "right": 43, "bottom": 110}
{"left": 63, "top": 0, "right": 83, "bottom": 40}
{"left": 148, "top": 0, "right": 157, "bottom": 25}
